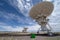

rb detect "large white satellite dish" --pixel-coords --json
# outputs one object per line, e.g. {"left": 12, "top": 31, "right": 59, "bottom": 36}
{"left": 29, "top": 1, "right": 54, "bottom": 19}
{"left": 29, "top": 1, "right": 54, "bottom": 36}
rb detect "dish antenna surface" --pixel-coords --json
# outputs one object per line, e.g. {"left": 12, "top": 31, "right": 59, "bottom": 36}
{"left": 29, "top": 1, "right": 54, "bottom": 35}
{"left": 29, "top": 1, "right": 54, "bottom": 19}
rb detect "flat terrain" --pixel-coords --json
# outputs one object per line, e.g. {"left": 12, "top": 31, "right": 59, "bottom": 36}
{"left": 0, "top": 36, "right": 60, "bottom": 40}
{"left": 0, "top": 32, "right": 60, "bottom": 40}
{"left": 0, "top": 34, "right": 60, "bottom": 40}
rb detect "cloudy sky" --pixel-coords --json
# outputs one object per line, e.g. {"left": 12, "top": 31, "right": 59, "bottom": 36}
{"left": 0, "top": 0, "right": 60, "bottom": 32}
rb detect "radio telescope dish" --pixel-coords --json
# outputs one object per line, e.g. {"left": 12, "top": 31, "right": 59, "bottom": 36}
{"left": 29, "top": 1, "right": 54, "bottom": 35}
{"left": 29, "top": 1, "right": 54, "bottom": 19}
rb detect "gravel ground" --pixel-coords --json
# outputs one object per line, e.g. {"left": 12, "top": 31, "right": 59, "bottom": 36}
{"left": 0, "top": 36, "right": 60, "bottom": 40}
{"left": 0, "top": 33, "right": 60, "bottom": 40}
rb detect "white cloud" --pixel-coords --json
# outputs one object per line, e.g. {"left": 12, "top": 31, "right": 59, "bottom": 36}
{"left": 0, "top": 26, "right": 23, "bottom": 32}
{"left": 0, "top": 11, "right": 23, "bottom": 21}
{"left": 0, "top": 11, "right": 16, "bottom": 20}
{"left": 47, "top": 0, "right": 60, "bottom": 24}
{"left": 3, "top": 13, "right": 16, "bottom": 20}
{"left": 8, "top": 0, "right": 18, "bottom": 9}
{"left": 17, "top": 0, "right": 33, "bottom": 17}
{"left": 27, "top": 24, "right": 40, "bottom": 32}
{"left": 0, "top": 11, "right": 35, "bottom": 25}
{"left": 49, "top": 23, "right": 60, "bottom": 32}
{"left": 26, "top": 0, "right": 30, "bottom": 1}
{"left": 43, "top": 0, "right": 53, "bottom": 1}
{"left": 0, "top": 23, "right": 60, "bottom": 32}
{"left": 0, "top": 24, "right": 40, "bottom": 32}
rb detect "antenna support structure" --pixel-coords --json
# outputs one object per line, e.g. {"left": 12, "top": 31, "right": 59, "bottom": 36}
{"left": 29, "top": 1, "right": 54, "bottom": 36}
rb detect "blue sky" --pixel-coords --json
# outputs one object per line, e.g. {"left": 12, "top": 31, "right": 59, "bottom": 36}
{"left": 0, "top": 0, "right": 60, "bottom": 32}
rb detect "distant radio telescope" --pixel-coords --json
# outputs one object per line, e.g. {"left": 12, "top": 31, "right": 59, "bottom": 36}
{"left": 29, "top": 1, "right": 54, "bottom": 36}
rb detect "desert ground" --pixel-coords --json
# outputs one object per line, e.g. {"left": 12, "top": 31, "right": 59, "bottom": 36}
{"left": 0, "top": 32, "right": 60, "bottom": 40}
{"left": 0, "top": 36, "right": 60, "bottom": 40}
